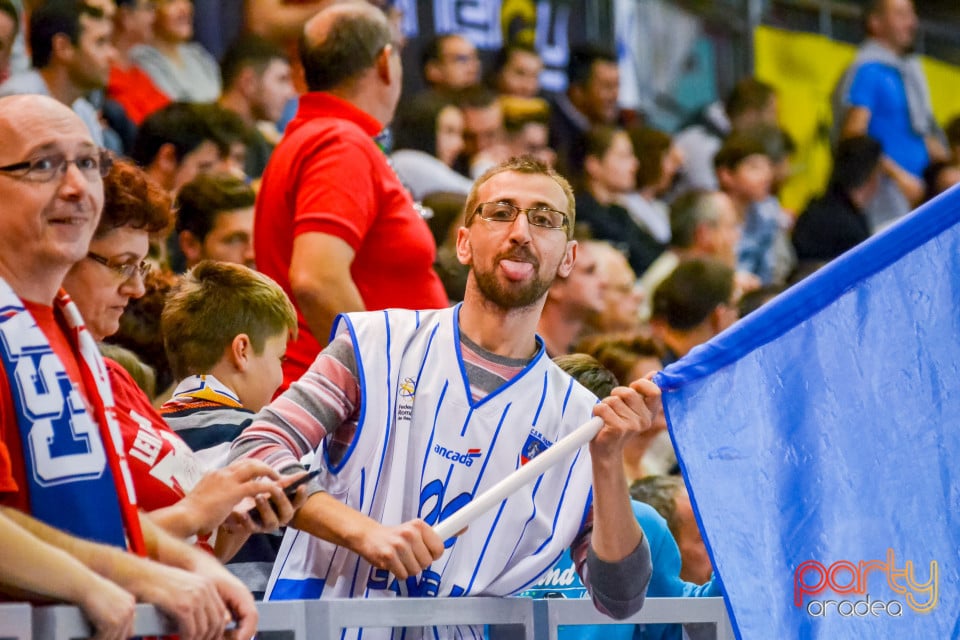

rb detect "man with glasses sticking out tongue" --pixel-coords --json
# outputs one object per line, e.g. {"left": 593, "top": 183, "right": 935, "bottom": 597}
{"left": 232, "top": 155, "right": 659, "bottom": 639}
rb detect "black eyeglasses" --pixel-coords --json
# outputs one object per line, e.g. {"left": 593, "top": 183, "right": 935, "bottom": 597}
{"left": 472, "top": 202, "right": 569, "bottom": 231}
{"left": 0, "top": 149, "right": 113, "bottom": 183}
{"left": 86, "top": 252, "right": 151, "bottom": 281}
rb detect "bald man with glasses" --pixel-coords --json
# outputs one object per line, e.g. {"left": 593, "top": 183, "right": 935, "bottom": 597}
{"left": 0, "top": 93, "right": 258, "bottom": 640}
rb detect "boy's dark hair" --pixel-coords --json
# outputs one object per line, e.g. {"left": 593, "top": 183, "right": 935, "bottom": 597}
{"left": 220, "top": 34, "right": 288, "bottom": 89}
{"left": 652, "top": 258, "right": 734, "bottom": 331}
{"left": 830, "top": 135, "right": 883, "bottom": 193}
{"left": 30, "top": 0, "right": 104, "bottom": 69}
{"left": 713, "top": 128, "right": 771, "bottom": 171}
{"left": 553, "top": 353, "right": 619, "bottom": 398}
{"left": 175, "top": 172, "right": 255, "bottom": 242}
{"left": 132, "top": 102, "right": 217, "bottom": 166}
{"left": 566, "top": 44, "right": 616, "bottom": 88}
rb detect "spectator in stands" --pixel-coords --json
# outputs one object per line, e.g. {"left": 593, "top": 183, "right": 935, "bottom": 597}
{"left": 575, "top": 125, "right": 664, "bottom": 277}
{"left": 230, "top": 156, "right": 658, "bottom": 623}
{"left": 947, "top": 115, "right": 960, "bottom": 162}
{"left": 487, "top": 42, "right": 543, "bottom": 98}
{"left": 673, "top": 76, "right": 778, "bottom": 193}
{"left": 0, "top": 0, "right": 115, "bottom": 146}
{"left": 456, "top": 85, "right": 511, "bottom": 178}
{"left": 650, "top": 257, "right": 737, "bottom": 366}
{"left": 549, "top": 44, "right": 622, "bottom": 176}
{"left": 175, "top": 171, "right": 256, "bottom": 271}
{"left": 390, "top": 91, "right": 473, "bottom": 200}
{"left": 0, "top": 93, "right": 257, "bottom": 639}
{"left": 621, "top": 126, "right": 683, "bottom": 245}
{"left": 0, "top": 0, "right": 18, "bottom": 83}
{"left": 106, "top": 0, "right": 170, "bottom": 124}
{"left": 640, "top": 190, "right": 744, "bottom": 320}
{"left": 834, "top": 0, "right": 947, "bottom": 229}
{"left": 501, "top": 95, "right": 557, "bottom": 167}
{"left": 584, "top": 241, "right": 643, "bottom": 335}
{"left": 922, "top": 161, "right": 960, "bottom": 202}
{"left": 631, "top": 475, "right": 715, "bottom": 585}
{"left": 192, "top": 101, "right": 255, "bottom": 178}
{"left": 218, "top": 34, "right": 296, "bottom": 178}
{"left": 792, "top": 135, "right": 883, "bottom": 267}
{"left": 255, "top": 2, "right": 447, "bottom": 391}
{"left": 130, "top": 0, "right": 220, "bottom": 102}
{"left": 421, "top": 33, "right": 481, "bottom": 94}
{"left": 160, "top": 261, "right": 298, "bottom": 598}
{"left": 537, "top": 239, "right": 608, "bottom": 356}
{"left": 61, "top": 157, "right": 302, "bottom": 564}
{"left": 714, "top": 129, "right": 778, "bottom": 283}
{"left": 132, "top": 101, "right": 221, "bottom": 195}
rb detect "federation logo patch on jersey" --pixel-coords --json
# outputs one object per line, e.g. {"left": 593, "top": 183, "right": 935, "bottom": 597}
{"left": 398, "top": 377, "right": 416, "bottom": 397}
{"left": 521, "top": 430, "right": 553, "bottom": 465}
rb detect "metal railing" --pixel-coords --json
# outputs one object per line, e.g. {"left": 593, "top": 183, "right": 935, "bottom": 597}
{"left": 0, "top": 597, "right": 734, "bottom": 640}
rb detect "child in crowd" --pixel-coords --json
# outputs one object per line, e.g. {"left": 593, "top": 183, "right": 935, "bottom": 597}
{"left": 159, "top": 260, "right": 297, "bottom": 598}
{"left": 714, "top": 129, "right": 778, "bottom": 283}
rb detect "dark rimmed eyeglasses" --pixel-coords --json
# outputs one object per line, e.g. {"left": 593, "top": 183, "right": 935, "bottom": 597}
{"left": 0, "top": 149, "right": 113, "bottom": 183}
{"left": 471, "top": 202, "right": 569, "bottom": 231}
{"left": 86, "top": 252, "right": 151, "bottom": 281}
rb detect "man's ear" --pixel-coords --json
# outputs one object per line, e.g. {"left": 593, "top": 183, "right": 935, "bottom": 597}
{"left": 556, "top": 240, "right": 577, "bottom": 279}
{"left": 235, "top": 66, "right": 258, "bottom": 98}
{"left": 178, "top": 230, "right": 203, "bottom": 266}
{"left": 155, "top": 143, "right": 179, "bottom": 183}
{"left": 50, "top": 32, "right": 75, "bottom": 64}
{"left": 455, "top": 226, "right": 472, "bottom": 266}
{"left": 376, "top": 44, "right": 396, "bottom": 84}
{"left": 229, "top": 333, "right": 252, "bottom": 371}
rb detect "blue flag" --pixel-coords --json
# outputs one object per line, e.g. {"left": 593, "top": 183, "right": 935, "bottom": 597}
{"left": 655, "top": 185, "right": 960, "bottom": 639}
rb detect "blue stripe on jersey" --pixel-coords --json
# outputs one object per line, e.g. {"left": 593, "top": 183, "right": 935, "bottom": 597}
{"left": 459, "top": 406, "right": 473, "bottom": 437}
{"left": 470, "top": 404, "right": 511, "bottom": 495}
{"left": 560, "top": 376, "right": 575, "bottom": 416}
{"left": 416, "top": 322, "right": 441, "bottom": 384}
{"left": 271, "top": 529, "right": 306, "bottom": 598}
{"left": 533, "top": 448, "right": 585, "bottom": 555}
{"left": 503, "top": 475, "right": 544, "bottom": 567}
{"left": 452, "top": 305, "right": 548, "bottom": 410}
{"left": 271, "top": 577, "right": 325, "bottom": 600}
{"left": 415, "top": 309, "right": 420, "bottom": 329}
{"left": 580, "top": 487, "right": 593, "bottom": 533}
{"left": 464, "top": 498, "right": 509, "bottom": 594}
{"left": 348, "top": 468, "right": 368, "bottom": 597}
{"left": 325, "top": 313, "right": 367, "bottom": 473}
{"left": 532, "top": 371, "right": 549, "bottom": 427}
{"left": 420, "top": 380, "right": 449, "bottom": 487}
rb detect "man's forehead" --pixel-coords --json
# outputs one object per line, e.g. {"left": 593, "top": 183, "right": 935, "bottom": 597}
{"left": 478, "top": 171, "right": 567, "bottom": 210}
{"left": 0, "top": 98, "right": 94, "bottom": 151}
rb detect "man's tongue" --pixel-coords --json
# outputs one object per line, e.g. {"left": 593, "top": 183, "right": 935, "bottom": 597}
{"left": 500, "top": 259, "right": 534, "bottom": 280}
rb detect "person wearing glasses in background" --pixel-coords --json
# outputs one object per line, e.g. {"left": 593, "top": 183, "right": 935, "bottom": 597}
{"left": 0, "top": 93, "right": 262, "bottom": 639}
{"left": 60, "top": 155, "right": 306, "bottom": 567}
{"left": 230, "top": 156, "right": 659, "bottom": 639}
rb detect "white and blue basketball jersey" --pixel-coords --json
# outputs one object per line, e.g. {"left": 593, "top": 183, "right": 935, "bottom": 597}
{"left": 265, "top": 306, "right": 599, "bottom": 637}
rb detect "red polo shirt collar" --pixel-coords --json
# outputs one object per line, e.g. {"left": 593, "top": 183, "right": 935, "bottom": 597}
{"left": 291, "top": 92, "right": 384, "bottom": 137}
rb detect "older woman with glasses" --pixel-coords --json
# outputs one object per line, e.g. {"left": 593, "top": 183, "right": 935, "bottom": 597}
{"left": 62, "top": 156, "right": 304, "bottom": 563}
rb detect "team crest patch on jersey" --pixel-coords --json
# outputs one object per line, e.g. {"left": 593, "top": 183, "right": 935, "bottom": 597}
{"left": 521, "top": 429, "right": 553, "bottom": 465}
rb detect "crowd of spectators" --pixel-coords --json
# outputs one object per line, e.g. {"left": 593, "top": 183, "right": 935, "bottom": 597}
{"left": 0, "top": 0, "right": 958, "bottom": 637}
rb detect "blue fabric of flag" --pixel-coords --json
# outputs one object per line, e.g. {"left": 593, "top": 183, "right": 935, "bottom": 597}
{"left": 654, "top": 185, "right": 960, "bottom": 639}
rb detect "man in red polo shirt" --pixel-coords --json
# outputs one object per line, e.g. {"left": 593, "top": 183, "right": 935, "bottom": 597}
{"left": 255, "top": 1, "right": 448, "bottom": 390}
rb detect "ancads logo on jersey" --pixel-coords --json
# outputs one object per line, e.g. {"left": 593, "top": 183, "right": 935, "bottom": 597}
{"left": 434, "top": 444, "right": 482, "bottom": 467}
{"left": 794, "top": 549, "right": 938, "bottom": 618}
